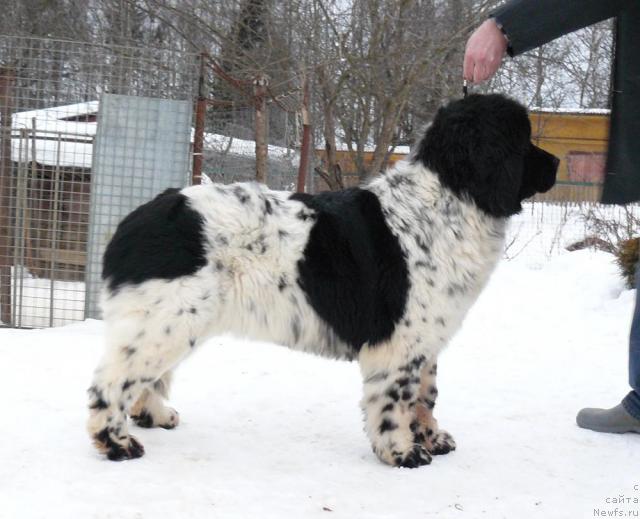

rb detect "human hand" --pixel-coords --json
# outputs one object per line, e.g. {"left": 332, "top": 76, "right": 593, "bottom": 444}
{"left": 463, "top": 19, "right": 508, "bottom": 83}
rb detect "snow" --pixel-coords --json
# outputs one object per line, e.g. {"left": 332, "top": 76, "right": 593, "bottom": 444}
{"left": 8, "top": 267, "right": 85, "bottom": 328}
{"left": 11, "top": 101, "right": 97, "bottom": 169}
{"left": 9, "top": 101, "right": 297, "bottom": 169}
{"left": 1, "top": 214, "right": 640, "bottom": 518}
{"left": 201, "top": 131, "right": 297, "bottom": 162}
{"left": 531, "top": 107, "right": 611, "bottom": 115}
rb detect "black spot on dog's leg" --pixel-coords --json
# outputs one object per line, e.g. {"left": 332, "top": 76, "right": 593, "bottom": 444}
{"left": 379, "top": 418, "right": 398, "bottom": 434}
{"left": 398, "top": 445, "right": 432, "bottom": 468}
{"left": 122, "top": 379, "right": 136, "bottom": 392}
{"left": 88, "top": 386, "right": 108, "bottom": 410}
{"left": 122, "top": 345, "right": 137, "bottom": 358}
{"left": 386, "top": 388, "right": 400, "bottom": 402}
{"left": 381, "top": 403, "right": 394, "bottom": 413}
{"left": 94, "top": 428, "right": 145, "bottom": 461}
{"left": 131, "top": 410, "right": 154, "bottom": 428}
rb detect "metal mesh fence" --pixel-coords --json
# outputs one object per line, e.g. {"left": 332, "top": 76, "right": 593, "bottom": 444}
{"left": 506, "top": 200, "right": 640, "bottom": 266}
{"left": 0, "top": 35, "right": 636, "bottom": 329}
{"left": 0, "top": 35, "right": 199, "bottom": 328}
{"left": 202, "top": 105, "right": 300, "bottom": 190}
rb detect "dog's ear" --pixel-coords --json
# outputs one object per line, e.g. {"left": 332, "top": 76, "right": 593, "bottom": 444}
{"left": 413, "top": 94, "right": 531, "bottom": 218}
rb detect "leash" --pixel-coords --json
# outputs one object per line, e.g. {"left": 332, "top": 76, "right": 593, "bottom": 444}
{"left": 463, "top": 79, "right": 468, "bottom": 99}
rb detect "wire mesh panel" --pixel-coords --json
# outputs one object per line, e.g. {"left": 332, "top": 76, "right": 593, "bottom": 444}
{"left": 201, "top": 82, "right": 302, "bottom": 190}
{"left": 85, "top": 94, "right": 193, "bottom": 319}
{"left": 0, "top": 36, "right": 199, "bottom": 328}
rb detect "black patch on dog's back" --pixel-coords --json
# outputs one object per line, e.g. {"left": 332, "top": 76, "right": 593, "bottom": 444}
{"left": 103, "top": 188, "right": 207, "bottom": 291}
{"left": 290, "top": 188, "right": 409, "bottom": 351}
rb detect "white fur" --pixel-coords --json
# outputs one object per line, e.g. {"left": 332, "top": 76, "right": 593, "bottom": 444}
{"left": 88, "top": 160, "right": 505, "bottom": 466}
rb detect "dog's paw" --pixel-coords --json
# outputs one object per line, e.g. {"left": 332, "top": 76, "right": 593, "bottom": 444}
{"left": 426, "top": 429, "right": 456, "bottom": 456}
{"left": 131, "top": 407, "right": 179, "bottom": 430}
{"left": 392, "top": 445, "right": 432, "bottom": 468}
{"left": 93, "top": 429, "right": 145, "bottom": 461}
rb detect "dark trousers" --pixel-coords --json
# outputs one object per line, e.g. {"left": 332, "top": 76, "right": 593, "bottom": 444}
{"left": 622, "top": 265, "right": 640, "bottom": 419}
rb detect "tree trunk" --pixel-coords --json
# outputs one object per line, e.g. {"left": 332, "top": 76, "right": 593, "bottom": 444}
{"left": 253, "top": 74, "right": 269, "bottom": 184}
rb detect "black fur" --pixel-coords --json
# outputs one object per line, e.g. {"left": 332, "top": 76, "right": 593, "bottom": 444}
{"left": 290, "top": 188, "right": 409, "bottom": 351}
{"left": 414, "top": 94, "right": 558, "bottom": 218}
{"left": 102, "top": 188, "right": 207, "bottom": 291}
{"left": 131, "top": 410, "right": 154, "bottom": 428}
{"left": 95, "top": 428, "right": 144, "bottom": 461}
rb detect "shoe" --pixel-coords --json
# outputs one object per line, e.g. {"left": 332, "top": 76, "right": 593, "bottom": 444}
{"left": 576, "top": 403, "right": 640, "bottom": 434}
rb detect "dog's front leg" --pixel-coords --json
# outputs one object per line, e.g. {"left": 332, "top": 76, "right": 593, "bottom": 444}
{"left": 415, "top": 360, "right": 456, "bottom": 455}
{"left": 359, "top": 344, "right": 432, "bottom": 468}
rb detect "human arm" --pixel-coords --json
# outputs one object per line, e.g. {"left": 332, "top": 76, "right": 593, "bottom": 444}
{"left": 463, "top": 0, "right": 630, "bottom": 83}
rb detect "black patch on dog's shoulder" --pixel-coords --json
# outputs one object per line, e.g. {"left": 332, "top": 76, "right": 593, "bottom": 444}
{"left": 102, "top": 188, "right": 207, "bottom": 291}
{"left": 290, "top": 188, "right": 409, "bottom": 352}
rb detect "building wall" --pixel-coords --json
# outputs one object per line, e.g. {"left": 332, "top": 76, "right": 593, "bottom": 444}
{"left": 314, "top": 111, "right": 610, "bottom": 202}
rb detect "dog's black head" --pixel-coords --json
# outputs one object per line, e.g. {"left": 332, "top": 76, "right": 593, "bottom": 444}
{"left": 413, "top": 94, "right": 558, "bottom": 218}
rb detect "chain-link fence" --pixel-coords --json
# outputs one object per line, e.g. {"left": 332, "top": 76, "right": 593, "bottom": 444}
{"left": 0, "top": 35, "right": 199, "bottom": 328}
{"left": 196, "top": 58, "right": 304, "bottom": 191}
{"left": 201, "top": 104, "right": 300, "bottom": 189}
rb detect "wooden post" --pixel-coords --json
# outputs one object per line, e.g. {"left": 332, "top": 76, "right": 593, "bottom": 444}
{"left": 297, "top": 76, "right": 311, "bottom": 193}
{"left": 253, "top": 74, "right": 269, "bottom": 184}
{"left": 0, "top": 67, "right": 15, "bottom": 325}
{"left": 192, "top": 52, "right": 207, "bottom": 185}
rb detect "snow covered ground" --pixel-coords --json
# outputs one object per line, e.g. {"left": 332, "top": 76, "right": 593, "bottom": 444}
{"left": 1, "top": 244, "right": 640, "bottom": 518}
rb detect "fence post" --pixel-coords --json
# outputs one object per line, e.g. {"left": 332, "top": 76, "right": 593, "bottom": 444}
{"left": 192, "top": 52, "right": 207, "bottom": 185}
{"left": 253, "top": 74, "right": 269, "bottom": 184}
{"left": 0, "top": 67, "right": 15, "bottom": 326}
{"left": 297, "top": 76, "right": 311, "bottom": 193}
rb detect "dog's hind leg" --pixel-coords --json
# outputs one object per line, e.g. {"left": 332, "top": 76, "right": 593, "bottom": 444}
{"left": 87, "top": 313, "right": 196, "bottom": 461}
{"left": 130, "top": 371, "right": 179, "bottom": 430}
{"left": 359, "top": 343, "right": 433, "bottom": 468}
{"left": 415, "top": 360, "right": 456, "bottom": 456}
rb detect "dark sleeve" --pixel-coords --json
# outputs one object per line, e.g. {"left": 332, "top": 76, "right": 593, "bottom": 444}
{"left": 492, "top": 0, "right": 630, "bottom": 56}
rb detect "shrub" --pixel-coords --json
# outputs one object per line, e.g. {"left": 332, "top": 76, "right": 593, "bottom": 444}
{"left": 616, "top": 238, "right": 640, "bottom": 289}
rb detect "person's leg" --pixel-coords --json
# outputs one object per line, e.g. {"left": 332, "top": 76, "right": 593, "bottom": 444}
{"left": 622, "top": 262, "right": 640, "bottom": 420}
{"left": 576, "top": 261, "right": 640, "bottom": 433}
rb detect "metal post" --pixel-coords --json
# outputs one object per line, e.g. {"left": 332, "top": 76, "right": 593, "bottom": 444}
{"left": 49, "top": 133, "right": 62, "bottom": 327}
{"left": 13, "top": 129, "right": 29, "bottom": 328}
{"left": 0, "top": 67, "right": 15, "bottom": 326}
{"left": 297, "top": 77, "right": 311, "bottom": 193}
{"left": 192, "top": 52, "right": 207, "bottom": 186}
{"left": 253, "top": 74, "right": 269, "bottom": 184}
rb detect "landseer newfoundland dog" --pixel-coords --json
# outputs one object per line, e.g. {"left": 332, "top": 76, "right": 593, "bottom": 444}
{"left": 88, "top": 94, "right": 558, "bottom": 467}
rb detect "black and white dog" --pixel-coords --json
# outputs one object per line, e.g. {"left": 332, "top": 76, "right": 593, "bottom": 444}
{"left": 88, "top": 94, "right": 558, "bottom": 467}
